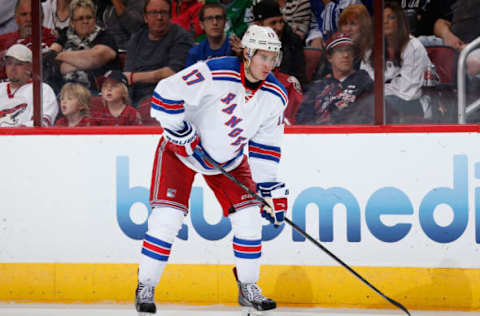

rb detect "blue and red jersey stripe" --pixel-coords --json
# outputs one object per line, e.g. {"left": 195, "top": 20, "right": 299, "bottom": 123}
{"left": 151, "top": 91, "right": 185, "bottom": 114}
{"left": 248, "top": 140, "right": 281, "bottom": 163}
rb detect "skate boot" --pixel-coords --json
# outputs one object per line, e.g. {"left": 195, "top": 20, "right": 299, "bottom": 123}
{"left": 234, "top": 268, "right": 276, "bottom": 315}
{"left": 135, "top": 282, "right": 156, "bottom": 315}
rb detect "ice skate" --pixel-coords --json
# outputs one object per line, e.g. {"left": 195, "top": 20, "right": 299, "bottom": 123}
{"left": 135, "top": 282, "right": 156, "bottom": 315}
{"left": 234, "top": 268, "right": 276, "bottom": 315}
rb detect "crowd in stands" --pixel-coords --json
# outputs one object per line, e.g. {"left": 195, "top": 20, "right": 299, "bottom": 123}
{"left": 1, "top": 0, "right": 480, "bottom": 127}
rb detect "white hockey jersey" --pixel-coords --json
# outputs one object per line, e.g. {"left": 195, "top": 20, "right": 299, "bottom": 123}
{"left": 151, "top": 56, "right": 288, "bottom": 183}
{"left": 0, "top": 81, "right": 59, "bottom": 127}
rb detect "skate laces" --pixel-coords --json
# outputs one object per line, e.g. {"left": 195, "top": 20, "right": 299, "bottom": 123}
{"left": 138, "top": 284, "right": 154, "bottom": 302}
{"left": 243, "top": 283, "right": 264, "bottom": 302}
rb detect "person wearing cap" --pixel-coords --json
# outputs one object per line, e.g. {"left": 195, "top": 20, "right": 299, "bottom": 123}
{"left": 0, "top": 44, "right": 59, "bottom": 127}
{"left": 91, "top": 70, "right": 142, "bottom": 125}
{"left": 296, "top": 32, "right": 373, "bottom": 125}
{"left": 133, "top": 24, "right": 288, "bottom": 315}
{"left": 251, "top": 0, "right": 306, "bottom": 87}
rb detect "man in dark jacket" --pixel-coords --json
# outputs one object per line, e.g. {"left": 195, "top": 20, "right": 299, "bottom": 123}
{"left": 296, "top": 32, "right": 373, "bottom": 125}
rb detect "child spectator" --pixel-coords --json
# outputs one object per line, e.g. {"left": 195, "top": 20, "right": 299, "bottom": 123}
{"left": 56, "top": 82, "right": 92, "bottom": 127}
{"left": 92, "top": 70, "right": 142, "bottom": 126}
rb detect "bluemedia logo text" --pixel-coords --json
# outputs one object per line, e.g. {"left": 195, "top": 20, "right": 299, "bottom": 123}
{"left": 116, "top": 155, "right": 480, "bottom": 243}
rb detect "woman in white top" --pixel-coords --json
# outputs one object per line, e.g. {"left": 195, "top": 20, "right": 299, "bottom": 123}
{"left": 361, "top": 1, "right": 431, "bottom": 122}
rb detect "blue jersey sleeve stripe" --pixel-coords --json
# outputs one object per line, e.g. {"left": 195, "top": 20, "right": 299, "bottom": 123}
{"left": 248, "top": 141, "right": 281, "bottom": 153}
{"left": 152, "top": 103, "right": 185, "bottom": 114}
{"left": 249, "top": 152, "right": 280, "bottom": 163}
{"left": 152, "top": 91, "right": 184, "bottom": 105}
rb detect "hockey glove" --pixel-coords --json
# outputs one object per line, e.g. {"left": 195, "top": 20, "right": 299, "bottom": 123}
{"left": 163, "top": 121, "right": 200, "bottom": 157}
{"left": 257, "top": 182, "right": 289, "bottom": 227}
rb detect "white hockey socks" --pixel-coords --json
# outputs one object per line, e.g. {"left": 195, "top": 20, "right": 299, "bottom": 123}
{"left": 230, "top": 206, "right": 263, "bottom": 284}
{"left": 138, "top": 207, "right": 185, "bottom": 287}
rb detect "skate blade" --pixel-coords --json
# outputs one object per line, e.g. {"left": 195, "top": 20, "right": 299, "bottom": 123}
{"left": 241, "top": 307, "right": 275, "bottom": 316}
{"left": 138, "top": 313, "right": 154, "bottom": 316}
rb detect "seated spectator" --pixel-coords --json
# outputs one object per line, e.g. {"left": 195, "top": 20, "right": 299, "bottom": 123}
{"left": 171, "top": 0, "right": 204, "bottom": 40}
{"left": 277, "top": 0, "right": 312, "bottom": 40}
{"left": 96, "top": 0, "right": 146, "bottom": 51}
{"left": 361, "top": 2, "right": 431, "bottom": 122}
{"left": 123, "top": 0, "right": 193, "bottom": 105}
{"left": 306, "top": 0, "right": 372, "bottom": 49}
{"left": 430, "top": 0, "right": 480, "bottom": 76}
{"left": 92, "top": 70, "right": 142, "bottom": 125}
{"left": 312, "top": 3, "right": 373, "bottom": 81}
{"left": 56, "top": 82, "right": 92, "bottom": 126}
{"left": 338, "top": 4, "right": 372, "bottom": 68}
{"left": 205, "top": 0, "right": 252, "bottom": 38}
{"left": 0, "top": 0, "right": 57, "bottom": 55}
{"left": 251, "top": 0, "right": 307, "bottom": 87}
{"left": 0, "top": 44, "right": 58, "bottom": 127}
{"left": 185, "top": 2, "right": 231, "bottom": 67}
{"left": 296, "top": 33, "right": 373, "bottom": 125}
{"left": 42, "top": 0, "right": 72, "bottom": 32}
{"left": 0, "top": 1, "right": 17, "bottom": 36}
{"left": 50, "top": 0, "right": 122, "bottom": 93}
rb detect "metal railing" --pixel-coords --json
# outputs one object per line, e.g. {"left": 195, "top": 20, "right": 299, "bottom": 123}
{"left": 457, "top": 36, "right": 480, "bottom": 123}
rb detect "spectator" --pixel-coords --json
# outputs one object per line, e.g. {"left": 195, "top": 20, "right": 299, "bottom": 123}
{"left": 171, "top": 0, "right": 204, "bottom": 40}
{"left": 277, "top": 0, "right": 312, "bottom": 40}
{"left": 96, "top": 0, "right": 146, "bottom": 51}
{"left": 429, "top": 0, "right": 480, "bottom": 76}
{"left": 185, "top": 2, "right": 231, "bottom": 67}
{"left": 0, "top": 0, "right": 57, "bottom": 54}
{"left": 296, "top": 33, "right": 373, "bottom": 124}
{"left": 56, "top": 82, "right": 92, "bottom": 126}
{"left": 42, "top": 0, "right": 72, "bottom": 32}
{"left": 251, "top": 0, "right": 307, "bottom": 87}
{"left": 0, "top": 1, "right": 17, "bottom": 36}
{"left": 338, "top": 4, "right": 372, "bottom": 68}
{"left": 123, "top": 0, "right": 193, "bottom": 105}
{"left": 205, "top": 0, "right": 253, "bottom": 38}
{"left": 306, "top": 0, "right": 372, "bottom": 49}
{"left": 50, "top": 0, "right": 122, "bottom": 93}
{"left": 390, "top": 0, "right": 430, "bottom": 37}
{"left": 361, "top": 2, "right": 431, "bottom": 122}
{"left": 0, "top": 44, "right": 58, "bottom": 127}
{"left": 92, "top": 70, "right": 142, "bottom": 125}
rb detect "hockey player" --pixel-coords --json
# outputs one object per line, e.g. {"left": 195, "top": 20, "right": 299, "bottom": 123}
{"left": 135, "top": 24, "right": 289, "bottom": 315}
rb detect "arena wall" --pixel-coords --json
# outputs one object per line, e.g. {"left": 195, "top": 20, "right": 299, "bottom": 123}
{"left": 1, "top": 127, "right": 480, "bottom": 311}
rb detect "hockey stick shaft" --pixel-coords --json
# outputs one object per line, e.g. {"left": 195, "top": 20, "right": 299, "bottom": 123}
{"left": 199, "top": 152, "right": 410, "bottom": 316}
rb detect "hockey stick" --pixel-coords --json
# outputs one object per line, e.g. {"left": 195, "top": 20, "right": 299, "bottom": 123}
{"left": 198, "top": 151, "right": 411, "bottom": 316}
